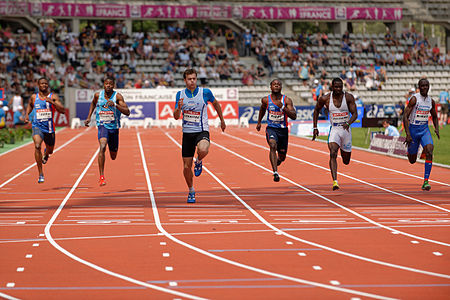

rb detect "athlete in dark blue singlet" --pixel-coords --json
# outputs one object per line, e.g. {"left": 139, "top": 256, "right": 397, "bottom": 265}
{"left": 256, "top": 79, "right": 297, "bottom": 182}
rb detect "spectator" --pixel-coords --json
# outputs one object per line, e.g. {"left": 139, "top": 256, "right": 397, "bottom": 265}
{"left": 14, "top": 105, "right": 26, "bottom": 127}
{"left": 383, "top": 119, "right": 400, "bottom": 137}
{"left": 439, "top": 88, "right": 449, "bottom": 126}
{"left": 241, "top": 70, "right": 254, "bottom": 86}
{"left": 9, "top": 89, "right": 24, "bottom": 114}
{"left": 243, "top": 29, "right": 252, "bottom": 57}
{"left": 354, "top": 94, "right": 364, "bottom": 107}
{"left": 298, "top": 62, "right": 310, "bottom": 86}
{"left": 0, "top": 101, "right": 5, "bottom": 128}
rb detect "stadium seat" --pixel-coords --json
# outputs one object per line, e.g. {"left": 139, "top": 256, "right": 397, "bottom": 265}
{"left": 71, "top": 118, "right": 81, "bottom": 129}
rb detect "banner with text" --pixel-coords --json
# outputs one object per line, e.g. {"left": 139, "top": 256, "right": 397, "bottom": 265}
{"left": 0, "top": 2, "right": 402, "bottom": 20}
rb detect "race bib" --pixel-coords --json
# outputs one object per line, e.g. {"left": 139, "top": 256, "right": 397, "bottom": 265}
{"left": 99, "top": 110, "right": 115, "bottom": 122}
{"left": 331, "top": 112, "right": 349, "bottom": 125}
{"left": 36, "top": 109, "right": 52, "bottom": 120}
{"left": 183, "top": 110, "right": 201, "bottom": 124}
{"left": 415, "top": 109, "right": 429, "bottom": 122}
{"left": 268, "top": 111, "right": 284, "bottom": 122}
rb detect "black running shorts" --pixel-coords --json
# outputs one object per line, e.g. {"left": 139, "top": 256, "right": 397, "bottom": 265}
{"left": 182, "top": 131, "right": 210, "bottom": 157}
{"left": 266, "top": 126, "right": 289, "bottom": 154}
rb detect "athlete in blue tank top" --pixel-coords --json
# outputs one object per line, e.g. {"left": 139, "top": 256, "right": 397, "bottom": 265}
{"left": 85, "top": 77, "right": 130, "bottom": 186}
{"left": 403, "top": 78, "right": 440, "bottom": 191}
{"left": 173, "top": 68, "right": 226, "bottom": 203}
{"left": 256, "top": 79, "right": 297, "bottom": 182}
{"left": 24, "top": 77, "right": 65, "bottom": 184}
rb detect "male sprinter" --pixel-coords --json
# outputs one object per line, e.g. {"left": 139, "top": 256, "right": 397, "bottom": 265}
{"left": 173, "top": 68, "right": 226, "bottom": 203}
{"left": 403, "top": 78, "right": 440, "bottom": 190}
{"left": 312, "top": 78, "right": 358, "bottom": 190}
{"left": 85, "top": 77, "right": 130, "bottom": 186}
{"left": 25, "top": 77, "right": 65, "bottom": 183}
{"left": 256, "top": 79, "right": 296, "bottom": 182}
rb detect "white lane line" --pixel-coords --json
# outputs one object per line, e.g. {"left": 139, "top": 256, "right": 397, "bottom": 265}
{"left": 224, "top": 133, "right": 450, "bottom": 216}
{"left": 0, "top": 291, "right": 20, "bottom": 300}
{"left": 0, "top": 128, "right": 88, "bottom": 189}
{"left": 201, "top": 138, "right": 450, "bottom": 278}
{"left": 159, "top": 133, "right": 397, "bottom": 300}
{"left": 238, "top": 133, "right": 450, "bottom": 212}
{"left": 44, "top": 148, "right": 206, "bottom": 300}
{"left": 250, "top": 131, "right": 450, "bottom": 187}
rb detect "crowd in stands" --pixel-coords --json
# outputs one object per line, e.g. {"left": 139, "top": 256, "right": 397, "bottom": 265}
{"left": 0, "top": 20, "right": 449, "bottom": 114}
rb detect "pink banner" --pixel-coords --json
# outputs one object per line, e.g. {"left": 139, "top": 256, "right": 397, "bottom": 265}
{"left": 242, "top": 6, "right": 401, "bottom": 20}
{"left": 140, "top": 5, "right": 231, "bottom": 19}
{"left": 0, "top": 1, "right": 28, "bottom": 16}
{"left": 345, "top": 7, "right": 402, "bottom": 20}
{"left": 242, "top": 7, "right": 334, "bottom": 20}
{"left": 0, "top": 2, "right": 402, "bottom": 20}
{"left": 36, "top": 3, "right": 129, "bottom": 18}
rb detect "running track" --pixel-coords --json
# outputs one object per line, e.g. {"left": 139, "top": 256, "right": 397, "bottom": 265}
{"left": 0, "top": 125, "right": 449, "bottom": 300}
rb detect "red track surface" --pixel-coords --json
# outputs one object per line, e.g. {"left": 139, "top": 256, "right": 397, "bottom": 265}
{"left": 1, "top": 125, "right": 449, "bottom": 300}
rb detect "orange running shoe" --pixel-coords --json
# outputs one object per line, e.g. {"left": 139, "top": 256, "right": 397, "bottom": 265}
{"left": 99, "top": 176, "right": 106, "bottom": 186}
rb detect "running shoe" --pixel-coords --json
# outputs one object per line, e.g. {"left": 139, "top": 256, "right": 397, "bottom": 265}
{"left": 38, "top": 174, "right": 45, "bottom": 184}
{"left": 273, "top": 172, "right": 280, "bottom": 182}
{"left": 187, "top": 191, "right": 196, "bottom": 203}
{"left": 194, "top": 160, "right": 203, "bottom": 177}
{"left": 332, "top": 180, "right": 340, "bottom": 191}
{"left": 99, "top": 176, "right": 106, "bottom": 187}
{"left": 421, "top": 181, "right": 431, "bottom": 191}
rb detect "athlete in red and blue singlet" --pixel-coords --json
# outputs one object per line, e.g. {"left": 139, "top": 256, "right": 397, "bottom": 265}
{"left": 25, "top": 77, "right": 65, "bottom": 183}
{"left": 256, "top": 79, "right": 297, "bottom": 182}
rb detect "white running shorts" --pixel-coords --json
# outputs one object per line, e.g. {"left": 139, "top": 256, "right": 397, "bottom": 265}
{"left": 328, "top": 126, "right": 352, "bottom": 152}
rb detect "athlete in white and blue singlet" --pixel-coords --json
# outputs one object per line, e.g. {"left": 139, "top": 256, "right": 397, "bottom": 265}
{"left": 173, "top": 69, "right": 226, "bottom": 203}
{"left": 403, "top": 78, "right": 440, "bottom": 191}
{"left": 313, "top": 78, "right": 358, "bottom": 190}
{"left": 25, "top": 77, "right": 65, "bottom": 184}
{"left": 256, "top": 79, "right": 297, "bottom": 182}
{"left": 85, "top": 77, "right": 130, "bottom": 186}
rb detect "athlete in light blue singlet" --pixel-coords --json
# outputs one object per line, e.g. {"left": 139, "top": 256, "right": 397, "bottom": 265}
{"left": 25, "top": 77, "right": 65, "bottom": 183}
{"left": 173, "top": 69, "right": 226, "bottom": 203}
{"left": 256, "top": 79, "right": 297, "bottom": 182}
{"left": 85, "top": 77, "right": 130, "bottom": 186}
{"left": 403, "top": 78, "right": 440, "bottom": 191}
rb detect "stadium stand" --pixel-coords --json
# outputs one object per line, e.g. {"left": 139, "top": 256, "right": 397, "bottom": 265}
{"left": 0, "top": 0, "right": 449, "bottom": 112}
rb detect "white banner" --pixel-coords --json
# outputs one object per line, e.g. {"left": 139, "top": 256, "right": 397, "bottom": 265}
{"left": 75, "top": 88, "right": 239, "bottom": 102}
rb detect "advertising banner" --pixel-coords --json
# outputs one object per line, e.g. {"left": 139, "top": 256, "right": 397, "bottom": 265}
{"left": 1, "top": 2, "right": 402, "bottom": 20}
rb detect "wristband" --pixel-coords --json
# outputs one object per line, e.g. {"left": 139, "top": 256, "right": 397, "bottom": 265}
{"left": 346, "top": 121, "right": 350, "bottom": 126}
